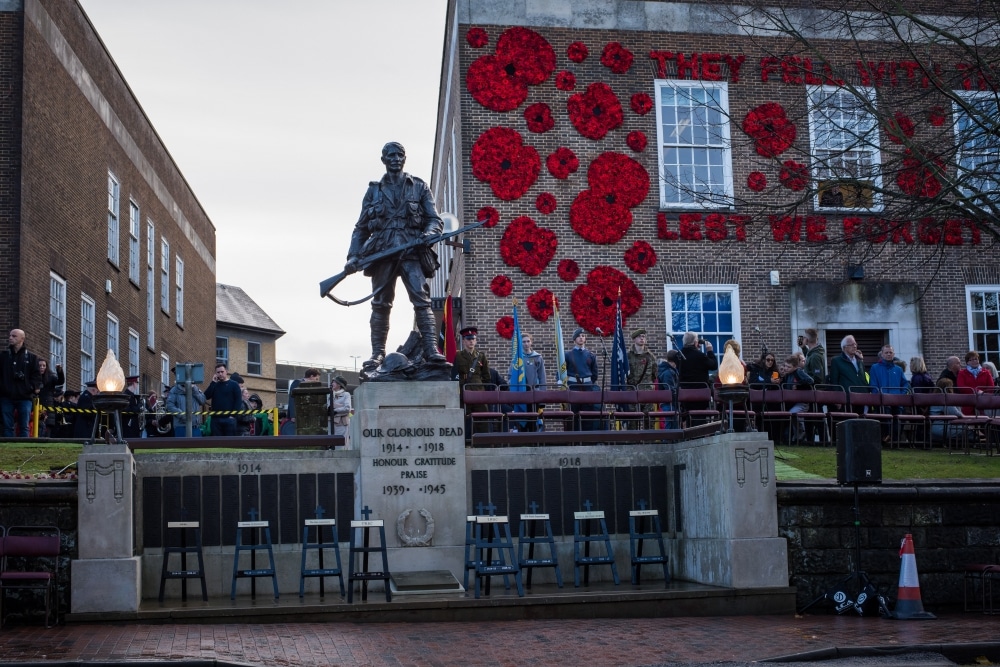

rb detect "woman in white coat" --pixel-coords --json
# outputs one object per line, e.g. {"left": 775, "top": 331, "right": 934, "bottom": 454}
{"left": 330, "top": 375, "right": 352, "bottom": 444}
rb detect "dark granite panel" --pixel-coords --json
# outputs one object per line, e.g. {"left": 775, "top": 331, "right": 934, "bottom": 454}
{"left": 470, "top": 469, "right": 489, "bottom": 515}
{"left": 141, "top": 476, "right": 162, "bottom": 549}
{"left": 650, "top": 465, "right": 669, "bottom": 529}
{"left": 543, "top": 468, "right": 563, "bottom": 536}
{"left": 562, "top": 467, "right": 581, "bottom": 534}
{"left": 524, "top": 468, "right": 545, "bottom": 516}
{"left": 633, "top": 466, "right": 652, "bottom": 514}
{"left": 201, "top": 476, "right": 221, "bottom": 547}
{"left": 279, "top": 474, "right": 299, "bottom": 545}
{"left": 298, "top": 473, "right": 318, "bottom": 528}
{"left": 240, "top": 475, "right": 261, "bottom": 522}
{"left": 488, "top": 469, "right": 508, "bottom": 516}
{"left": 595, "top": 467, "right": 618, "bottom": 535}
{"left": 220, "top": 475, "right": 240, "bottom": 546}
{"left": 335, "top": 472, "right": 353, "bottom": 543}
{"left": 614, "top": 467, "right": 633, "bottom": 536}
{"left": 507, "top": 469, "right": 526, "bottom": 526}
{"left": 181, "top": 476, "right": 201, "bottom": 524}
{"left": 162, "top": 476, "right": 182, "bottom": 524}
{"left": 259, "top": 475, "right": 279, "bottom": 542}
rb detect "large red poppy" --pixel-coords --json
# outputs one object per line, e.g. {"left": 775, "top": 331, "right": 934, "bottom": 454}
{"left": 569, "top": 190, "right": 634, "bottom": 244}
{"left": 588, "top": 152, "right": 649, "bottom": 208}
{"left": 471, "top": 127, "right": 541, "bottom": 200}
{"left": 570, "top": 266, "right": 642, "bottom": 334}
{"left": 466, "top": 27, "right": 556, "bottom": 112}
{"left": 546, "top": 147, "right": 580, "bottom": 179}
{"left": 600, "top": 42, "right": 634, "bottom": 74}
{"left": 567, "top": 83, "right": 623, "bottom": 140}
{"left": 742, "top": 102, "right": 796, "bottom": 158}
{"left": 499, "top": 216, "right": 558, "bottom": 276}
{"left": 526, "top": 288, "right": 555, "bottom": 322}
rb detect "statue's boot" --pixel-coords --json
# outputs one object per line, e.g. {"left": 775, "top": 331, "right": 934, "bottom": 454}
{"left": 368, "top": 310, "right": 390, "bottom": 366}
{"left": 416, "top": 308, "right": 446, "bottom": 362}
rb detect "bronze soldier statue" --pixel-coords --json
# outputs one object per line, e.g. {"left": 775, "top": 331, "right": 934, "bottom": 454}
{"left": 346, "top": 142, "right": 446, "bottom": 367}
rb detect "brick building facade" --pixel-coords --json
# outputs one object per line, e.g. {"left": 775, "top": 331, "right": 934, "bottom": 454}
{"left": 431, "top": 0, "right": 999, "bottom": 380}
{"left": 0, "top": 0, "right": 216, "bottom": 395}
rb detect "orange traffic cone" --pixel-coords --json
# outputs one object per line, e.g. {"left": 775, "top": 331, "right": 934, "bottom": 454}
{"left": 892, "top": 533, "right": 936, "bottom": 619}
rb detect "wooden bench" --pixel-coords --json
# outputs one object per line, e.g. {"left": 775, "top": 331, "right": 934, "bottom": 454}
{"left": 469, "top": 422, "right": 722, "bottom": 447}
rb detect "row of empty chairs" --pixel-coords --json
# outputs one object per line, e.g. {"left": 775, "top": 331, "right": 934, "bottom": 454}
{"left": 0, "top": 525, "right": 62, "bottom": 627}
{"left": 747, "top": 384, "right": 1000, "bottom": 451}
{"left": 463, "top": 384, "right": 691, "bottom": 432}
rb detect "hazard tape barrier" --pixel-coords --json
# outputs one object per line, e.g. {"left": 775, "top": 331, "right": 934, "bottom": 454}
{"left": 33, "top": 405, "right": 285, "bottom": 437}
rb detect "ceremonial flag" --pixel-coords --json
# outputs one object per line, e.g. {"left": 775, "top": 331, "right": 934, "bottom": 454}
{"left": 509, "top": 300, "right": 528, "bottom": 421}
{"left": 610, "top": 290, "right": 630, "bottom": 390}
{"left": 553, "top": 298, "right": 568, "bottom": 388}
{"left": 441, "top": 295, "right": 456, "bottom": 363}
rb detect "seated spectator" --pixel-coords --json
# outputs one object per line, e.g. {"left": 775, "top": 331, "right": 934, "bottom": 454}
{"left": 929, "top": 378, "right": 964, "bottom": 445}
{"left": 781, "top": 354, "right": 815, "bottom": 445}
{"left": 956, "top": 350, "right": 995, "bottom": 414}
{"left": 909, "top": 356, "right": 935, "bottom": 391}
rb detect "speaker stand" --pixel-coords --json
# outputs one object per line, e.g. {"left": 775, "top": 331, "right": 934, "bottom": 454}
{"left": 798, "top": 484, "right": 891, "bottom": 617}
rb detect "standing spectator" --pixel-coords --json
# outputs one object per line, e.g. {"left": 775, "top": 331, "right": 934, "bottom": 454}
{"left": 237, "top": 386, "right": 254, "bottom": 436}
{"left": 520, "top": 332, "right": 546, "bottom": 432}
{"left": 909, "top": 357, "right": 935, "bottom": 391}
{"left": 802, "top": 328, "right": 826, "bottom": 386}
{"left": 329, "top": 375, "right": 352, "bottom": 443}
{"left": 678, "top": 332, "right": 717, "bottom": 385}
{"left": 626, "top": 329, "right": 657, "bottom": 389}
{"left": 166, "top": 378, "right": 207, "bottom": 437}
{"left": 829, "top": 335, "right": 866, "bottom": 395}
{"left": 204, "top": 363, "right": 242, "bottom": 436}
{"left": 247, "top": 394, "right": 272, "bottom": 437}
{"left": 73, "top": 381, "right": 99, "bottom": 439}
{"left": 453, "top": 327, "right": 490, "bottom": 387}
{"left": 656, "top": 349, "right": 680, "bottom": 428}
{"left": 869, "top": 345, "right": 909, "bottom": 394}
{"left": 981, "top": 361, "right": 999, "bottom": 385}
{"left": 122, "top": 376, "right": 144, "bottom": 440}
{"left": 37, "top": 359, "right": 64, "bottom": 437}
{"left": 939, "top": 356, "right": 962, "bottom": 384}
{"left": 956, "top": 350, "right": 995, "bottom": 415}
{"left": 521, "top": 332, "right": 547, "bottom": 389}
{"left": 565, "top": 327, "right": 600, "bottom": 430}
{"left": 0, "top": 329, "right": 43, "bottom": 437}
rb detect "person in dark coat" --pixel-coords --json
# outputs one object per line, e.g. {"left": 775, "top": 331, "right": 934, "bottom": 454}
{"left": 678, "top": 331, "right": 717, "bottom": 385}
{"left": 73, "top": 381, "right": 99, "bottom": 439}
{"left": 122, "top": 375, "right": 144, "bottom": 440}
{"left": 0, "top": 328, "right": 43, "bottom": 436}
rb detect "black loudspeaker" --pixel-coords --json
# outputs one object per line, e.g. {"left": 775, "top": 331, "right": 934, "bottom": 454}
{"left": 836, "top": 419, "right": 882, "bottom": 485}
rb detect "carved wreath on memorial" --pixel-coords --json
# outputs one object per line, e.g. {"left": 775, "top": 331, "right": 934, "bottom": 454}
{"left": 397, "top": 508, "right": 435, "bottom": 547}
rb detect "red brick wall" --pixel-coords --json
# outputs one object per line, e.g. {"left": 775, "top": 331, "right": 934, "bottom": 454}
{"left": 452, "top": 19, "right": 997, "bottom": 373}
{"left": 4, "top": 0, "right": 216, "bottom": 390}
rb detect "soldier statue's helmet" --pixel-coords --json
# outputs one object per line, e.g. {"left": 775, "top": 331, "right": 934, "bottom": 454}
{"left": 378, "top": 352, "right": 411, "bottom": 374}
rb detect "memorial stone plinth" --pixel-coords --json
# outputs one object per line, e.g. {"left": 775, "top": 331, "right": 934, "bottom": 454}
{"left": 352, "top": 381, "right": 467, "bottom": 586}
{"left": 291, "top": 381, "right": 330, "bottom": 435}
{"left": 71, "top": 443, "right": 141, "bottom": 613}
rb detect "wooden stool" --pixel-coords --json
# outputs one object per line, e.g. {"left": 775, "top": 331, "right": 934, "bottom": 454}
{"left": 230, "top": 509, "right": 279, "bottom": 600}
{"left": 628, "top": 503, "right": 669, "bottom": 587}
{"left": 347, "top": 505, "right": 391, "bottom": 603}
{"left": 158, "top": 521, "right": 207, "bottom": 602}
{"left": 517, "top": 502, "right": 562, "bottom": 588}
{"left": 573, "top": 501, "right": 619, "bottom": 588}
{"left": 300, "top": 508, "right": 344, "bottom": 598}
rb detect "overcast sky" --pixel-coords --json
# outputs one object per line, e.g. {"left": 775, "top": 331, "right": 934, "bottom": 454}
{"left": 78, "top": 0, "right": 449, "bottom": 372}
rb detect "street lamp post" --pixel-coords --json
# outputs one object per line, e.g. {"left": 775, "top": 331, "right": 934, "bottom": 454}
{"left": 350, "top": 355, "right": 361, "bottom": 371}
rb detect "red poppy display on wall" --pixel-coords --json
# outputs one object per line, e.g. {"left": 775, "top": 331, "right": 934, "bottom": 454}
{"left": 467, "top": 27, "right": 556, "bottom": 112}
{"left": 570, "top": 266, "right": 643, "bottom": 335}
{"left": 742, "top": 102, "right": 797, "bottom": 157}
{"left": 567, "top": 41, "right": 589, "bottom": 63}
{"left": 466, "top": 27, "right": 488, "bottom": 49}
{"left": 490, "top": 274, "right": 513, "bottom": 298}
{"left": 624, "top": 240, "right": 657, "bottom": 274}
{"left": 626, "top": 130, "right": 647, "bottom": 152}
{"left": 471, "top": 127, "right": 541, "bottom": 200}
{"left": 778, "top": 160, "right": 809, "bottom": 191}
{"left": 499, "top": 216, "right": 558, "bottom": 276}
{"left": 897, "top": 152, "right": 944, "bottom": 198}
{"left": 546, "top": 146, "right": 580, "bottom": 179}
{"left": 569, "top": 152, "right": 650, "bottom": 244}
{"left": 496, "top": 315, "right": 515, "bottom": 339}
{"left": 630, "top": 92, "right": 653, "bottom": 116}
{"left": 535, "top": 192, "right": 557, "bottom": 215}
{"left": 526, "top": 288, "right": 555, "bottom": 322}
{"left": 555, "top": 70, "right": 576, "bottom": 91}
{"left": 477, "top": 206, "right": 500, "bottom": 228}
{"left": 567, "top": 82, "right": 624, "bottom": 140}
{"left": 557, "top": 258, "right": 580, "bottom": 282}
{"left": 885, "top": 111, "right": 916, "bottom": 144}
{"left": 747, "top": 171, "right": 767, "bottom": 192}
{"left": 928, "top": 106, "right": 947, "bottom": 127}
{"left": 524, "top": 102, "right": 555, "bottom": 133}
{"left": 600, "top": 42, "right": 634, "bottom": 74}
{"left": 588, "top": 152, "right": 649, "bottom": 208}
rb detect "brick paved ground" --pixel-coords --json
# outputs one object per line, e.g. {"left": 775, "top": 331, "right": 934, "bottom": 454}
{"left": 0, "top": 614, "right": 997, "bottom": 666}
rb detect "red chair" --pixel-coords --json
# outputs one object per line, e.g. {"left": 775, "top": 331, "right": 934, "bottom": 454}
{"left": 814, "top": 385, "right": 857, "bottom": 446}
{"left": 462, "top": 385, "right": 503, "bottom": 434}
{"left": 566, "top": 386, "right": 603, "bottom": 431}
{"left": 0, "top": 526, "right": 61, "bottom": 628}
{"left": 911, "top": 387, "right": 946, "bottom": 449}
{"left": 677, "top": 383, "right": 720, "bottom": 428}
{"left": 497, "top": 388, "right": 536, "bottom": 431}
{"left": 532, "top": 387, "right": 574, "bottom": 431}
{"left": 948, "top": 389, "right": 989, "bottom": 453}
{"left": 879, "top": 390, "right": 924, "bottom": 448}
{"left": 602, "top": 386, "right": 645, "bottom": 431}
{"left": 636, "top": 388, "right": 676, "bottom": 429}
{"left": 781, "top": 387, "right": 826, "bottom": 445}
{"left": 754, "top": 385, "right": 790, "bottom": 443}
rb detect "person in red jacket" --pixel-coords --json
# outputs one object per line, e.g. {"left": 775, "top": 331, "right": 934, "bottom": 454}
{"left": 956, "top": 350, "right": 995, "bottom": 415}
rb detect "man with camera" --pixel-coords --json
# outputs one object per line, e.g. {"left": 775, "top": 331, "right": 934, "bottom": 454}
{"left": 204, "top": 362, "right": 242, "bottom": 436}
{"left": 678, "top": 331, "right": 717, "bottom": 386}
{"left": 0, "top": 329, "right": 42, "bottom": 437}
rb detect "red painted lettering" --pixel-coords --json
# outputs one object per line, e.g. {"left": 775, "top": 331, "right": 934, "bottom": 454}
{"left": 679, "top": 213, "right": 703, "bottom": 240}
{"left": 704, "top": 213, "right": 727, "bottom": 241}
{"left": 890, "top": 220, "right": 913, "bottom": 244}
{"left": 843, "top": 216, "right": 863, "bottom": 242}
{"left": 804, "top": 216, "right": 827, "bottom": 242}
{"left": 760, "top": 56, "right": 779, "bottom": 83}
{"left": 769, "top": 215, "right": 801, "bottom": 242}
{"left": 649, "top": 51, "right": 674, "bottom": 79}
{"left": 676, "top": 53, "right": 699, "bottom": 80}
{"left": 723, "top": 54, "right": 746, "bottom": 83}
